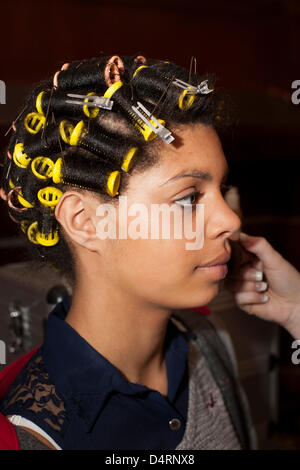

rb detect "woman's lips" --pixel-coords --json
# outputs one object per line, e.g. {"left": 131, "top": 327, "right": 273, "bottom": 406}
{"left": 195, "top": 263, "right": 228, "bottom": 279}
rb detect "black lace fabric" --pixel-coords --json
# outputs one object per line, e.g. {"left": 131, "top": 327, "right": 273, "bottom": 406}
{"left": 0, "top": 348, "right": 67, "bottom": 434}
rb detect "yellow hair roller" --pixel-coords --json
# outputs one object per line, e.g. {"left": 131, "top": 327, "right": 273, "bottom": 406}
{"left": 37, "top": 187, "right": 63, "bottom": 208}
{"left": 8, "top": 179, "right": 34, "bottom": 208}
{"left": 27, "top": 221, "right": 40, "bottom": 245}
{"left": 104, "top": 81, "right": 123, "bottom": 99}
{"left": 121, "top": 147, "right": 138, "bottom": 172}
{"left": 13, "top": 143, "right": 31, "bottom": 169}
{"left": 132, "top": 65, "right": 148, "bottom": 79}
{"left": 20, "top": 220, "right": 30, "bottom": 234}
{"left": 178, "top": 89, "right": 196, "bottom": 110}
{"left": 69, "top": 121, "right": 88, "bottom": 146}
{"left": 106, "top": 171, "right": 120, "bottom": 197}
{"left": 36, "top": 229, "right": 59, "bottom": 247}
{"left": 24, "top": 112, "right": 46, "bottom": 134}
{"left": 52, "top": 158, "right": 63, "bottom": 184}
{"left": 36, "top": 91, "right": 45, "bottom": 115}
{"left": 17, "top": 192, "right": 34, "bottom": 209}
{"left": 59, "top": 120, "right": 74, "bottom": 144}
{"left": 31, "top": 157, "right": 54, "bottom": 180}
{"left": 83, "top": 92, "right": 100, "bottom": 119}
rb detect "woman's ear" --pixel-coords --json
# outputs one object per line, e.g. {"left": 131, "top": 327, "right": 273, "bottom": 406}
{"left": 55, "top": 190, "right": 99, "bottom": 251}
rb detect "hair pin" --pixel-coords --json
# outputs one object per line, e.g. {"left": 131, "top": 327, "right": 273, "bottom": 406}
{"left": 66, "top": 93, "right": 114, "bottom": 111}
{"left": 131, "top": 101, "right": 174, "bottom": 144}
{"left": 172, "top": 78, "right": 213, "bottom": 95}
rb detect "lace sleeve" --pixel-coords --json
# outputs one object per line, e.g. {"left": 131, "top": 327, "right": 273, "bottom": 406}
{"left": 0, "top": 348, "right": 67, "bottom": 444}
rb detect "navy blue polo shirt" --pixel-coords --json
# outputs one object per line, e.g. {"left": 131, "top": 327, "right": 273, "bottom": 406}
{"left": 40, "top": 296, "right": 196, "bottom": 449}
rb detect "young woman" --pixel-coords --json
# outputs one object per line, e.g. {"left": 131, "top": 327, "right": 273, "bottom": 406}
{"left": 0, "top": 54, "right": 257, "bottom": 450}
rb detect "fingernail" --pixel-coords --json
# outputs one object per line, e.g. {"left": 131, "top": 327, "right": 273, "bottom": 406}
{"left": 261, "top": 294, "right": 269, "bottom": 302}
{"left": 254, "top": 271, "right": 263, "bottom": 281}
{"left": 256, "top": 281, "right": 268, "bottom": 292}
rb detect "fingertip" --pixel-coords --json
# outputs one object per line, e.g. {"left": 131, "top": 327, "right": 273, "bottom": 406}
{"left": 239, "top": 232, "right": 252, "bottom": 242}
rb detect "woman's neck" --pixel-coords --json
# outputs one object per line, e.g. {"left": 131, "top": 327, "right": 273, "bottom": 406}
{"left": 65, "top": 276, "right": 173, "bottom": 390}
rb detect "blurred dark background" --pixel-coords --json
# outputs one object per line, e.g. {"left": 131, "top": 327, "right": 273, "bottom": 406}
{"left": 0, "top": 0, "right": 299, "bottom": 449}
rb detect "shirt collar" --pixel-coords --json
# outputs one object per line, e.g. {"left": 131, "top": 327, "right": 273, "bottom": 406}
{"left": 42, "top": 295, "right": 194, "bottom": 432}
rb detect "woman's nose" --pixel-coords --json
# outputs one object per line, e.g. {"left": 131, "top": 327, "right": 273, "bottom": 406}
{"left": 206, "top": 195, "right": 242, "bottom": 240}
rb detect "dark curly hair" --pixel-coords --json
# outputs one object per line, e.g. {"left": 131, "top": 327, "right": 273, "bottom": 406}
{"left": 0, "top": 53, "right": 233, "bottom": 289}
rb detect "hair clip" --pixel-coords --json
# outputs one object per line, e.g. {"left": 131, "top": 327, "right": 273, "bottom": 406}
{"left": 66, "top": 92, "right": 114, "bottom": 114}
{"left": 172, "top": 78, "right": 213, "bottom": 95}
{"left": 131, "top": 102, "right": 174, "bottom": 144}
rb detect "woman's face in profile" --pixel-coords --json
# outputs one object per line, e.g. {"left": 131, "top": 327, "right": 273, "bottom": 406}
{"left": 84, "top": 123, "right": 242, "bottom": 309}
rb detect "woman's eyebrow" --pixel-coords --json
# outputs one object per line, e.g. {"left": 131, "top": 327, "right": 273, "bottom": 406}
{"left": 159, "top": 167, "right": 229, "bottom": 187}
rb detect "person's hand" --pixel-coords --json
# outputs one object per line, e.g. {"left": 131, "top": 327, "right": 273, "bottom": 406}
{"left": 225, "top": 232, "right": 300, "bottom": 338}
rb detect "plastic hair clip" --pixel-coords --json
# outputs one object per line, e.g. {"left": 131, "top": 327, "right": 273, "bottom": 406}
{"left": 66, "top": 93, "right": 114, "bottom": 112}
{"left": 131, "top": 102, "right": 174, "bottom": 144}
{"left": 24, "top": 112, "right": 46, "bottom": 134}
{"left": 172, "top": 78, "right": 213, "bottom": 95}
{"left": 13, "top": 143, "right": 31, "bottom": 169}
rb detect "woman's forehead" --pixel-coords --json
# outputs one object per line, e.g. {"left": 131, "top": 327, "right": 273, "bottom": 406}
{"left": 124, "top": 125, "right": 228, "bottom": 199}
{"left": 149, "top": 125, "right": 227, "bottom": 182}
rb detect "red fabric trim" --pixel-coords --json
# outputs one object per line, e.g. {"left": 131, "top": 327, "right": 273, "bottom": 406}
{"left": 189, "top": 306, "right": 211, "bottom": 315}
{"left": 0, "top": 346, "right": 41, "bottom": 450}
{"left": 0, "top": 413, "right": 19, "bottom": 450}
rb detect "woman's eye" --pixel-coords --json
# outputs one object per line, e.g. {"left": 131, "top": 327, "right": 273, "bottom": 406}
{"left": 174, "top": 191, "right": 201, "bottom": 207}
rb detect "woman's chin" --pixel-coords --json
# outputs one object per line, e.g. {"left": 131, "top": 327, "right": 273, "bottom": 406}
{"left": 180, "top": 281, "right": 220, "bottom": 309}
{"left": 196, "top": 283, "right": 220, "bottom": 306}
